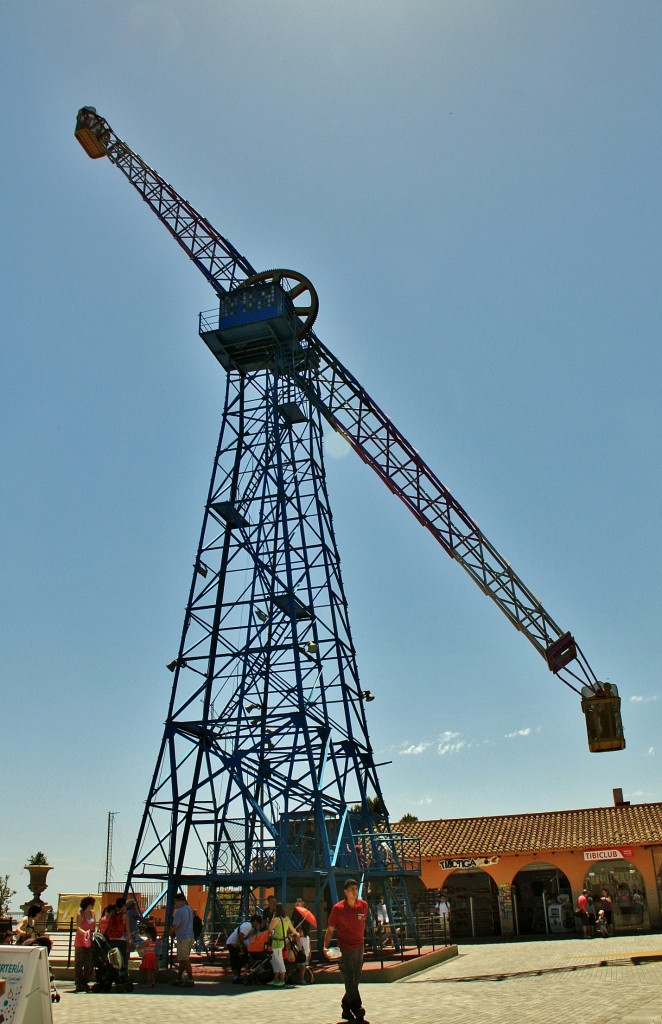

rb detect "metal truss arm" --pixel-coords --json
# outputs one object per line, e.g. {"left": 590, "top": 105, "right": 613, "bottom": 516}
{"left": 295, "top": 335, "right": 602, "bottom": 697}
{"left": 75, "top": 107, "right": 256, "bottom": 294}
{"left": 75, "top": 107, "right": 604, "bottom": 698}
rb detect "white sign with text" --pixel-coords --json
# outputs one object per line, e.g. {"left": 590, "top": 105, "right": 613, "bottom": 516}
{"left": 0, "top": 946, "right": 53, "bottom": 1024}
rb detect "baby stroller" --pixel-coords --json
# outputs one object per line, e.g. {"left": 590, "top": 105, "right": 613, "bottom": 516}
{"left": 34, "top": 936, "right": 60, "bottom": 1002}
{"left": 92, "top": 933, "right": 134, "bottom": 992}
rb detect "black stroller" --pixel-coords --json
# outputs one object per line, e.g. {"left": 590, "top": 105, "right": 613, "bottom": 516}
{"left": 34, "top": 936, "right": 60, "bottom": 1002}
{"left": 92, "top": 933, "right": 134, "bottom": 992}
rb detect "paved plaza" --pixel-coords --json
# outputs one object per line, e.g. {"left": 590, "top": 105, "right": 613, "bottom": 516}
{"left": 49, "top": 934, "right": 662, "bottom": 1024}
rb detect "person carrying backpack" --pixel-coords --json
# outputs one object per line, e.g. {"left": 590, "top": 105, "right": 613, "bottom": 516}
{"left": 105, "top": 898, "right": 130, "bottom": 967}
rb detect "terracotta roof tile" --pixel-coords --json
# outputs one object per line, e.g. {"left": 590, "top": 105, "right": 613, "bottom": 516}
{"left": 396, "top": 803, "right": 662, "bottom": 857}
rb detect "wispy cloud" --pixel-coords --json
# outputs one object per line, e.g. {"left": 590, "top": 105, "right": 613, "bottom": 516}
{"left": 431, "top": 726, "right": 539, "bottom": 756}
{"left": 630, "top": 695, "right": 659, "bottom": 703}
{"left": 400, "top": 741, "right": 432, "bottom": 756}
{"left": 438, "top": 731, "right": 466, "bottom": 756}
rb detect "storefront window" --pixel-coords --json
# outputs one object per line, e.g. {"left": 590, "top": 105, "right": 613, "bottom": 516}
{"left": 443, "top": 870, "right": 500, "bottom": 938}
{"left": 653, "top": 848, "right": 662, "bottom": 920}
{"left": 512, "top": 863, "right": 573, "bottom": 935}
{"left": 584, "top": 861, "right": 649, "bottom": 932}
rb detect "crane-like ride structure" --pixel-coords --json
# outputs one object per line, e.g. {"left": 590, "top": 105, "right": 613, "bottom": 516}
{"left": 74, "top": 107, "right": 624, "bottom": 939}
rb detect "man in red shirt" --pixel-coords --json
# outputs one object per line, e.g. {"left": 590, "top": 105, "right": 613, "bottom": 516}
{"left": 323, "top": 879, "right": 369, "bottom": 1022}
{"left": 577, "top": 888, "right": 590, "bottom": 938}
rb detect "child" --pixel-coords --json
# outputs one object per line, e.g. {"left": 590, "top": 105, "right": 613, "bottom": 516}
{"left": 596, "top": 909, "right": 609, "bottom": 938}
{"left": 139, "top": 925, "right": 159, "bottom": 987}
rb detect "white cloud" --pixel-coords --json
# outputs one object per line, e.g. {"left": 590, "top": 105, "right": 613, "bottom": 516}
{"left": 630, "top": 695, "right": 659, "bottom": 703}
{"left": 400, "top": 741, "right": 431, "bottom": 756}
{"left": 505, "top": 727, "right": 532, "bottom": 739}
{"left": 438, "top": 732, "right": 467, "bottom": 756}
{"left": 647, "top": 747, "right": 655, "bottom": 756}
{"left": 439, "top": 740, "right": 466, "bottom": 756}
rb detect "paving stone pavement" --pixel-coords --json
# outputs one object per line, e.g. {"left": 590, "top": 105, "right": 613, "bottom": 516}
{"left": 50, "top": 934, "right": 662, "bottom": 1024}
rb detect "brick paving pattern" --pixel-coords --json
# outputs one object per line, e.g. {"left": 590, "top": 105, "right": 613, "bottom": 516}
{"left": 49, "top": 935, "right": 662, "bottom": 1024}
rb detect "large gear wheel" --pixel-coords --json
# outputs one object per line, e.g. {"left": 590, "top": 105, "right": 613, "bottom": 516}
{"left": 239, "top": 269, "right": 319, "bottom": 337}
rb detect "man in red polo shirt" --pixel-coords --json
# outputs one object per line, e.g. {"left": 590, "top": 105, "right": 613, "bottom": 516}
{"left": 323, "top": 879, "right": 369, "bottom": 1022}
{"left": 577, "top": 888, "right": 590, "bottom": 938}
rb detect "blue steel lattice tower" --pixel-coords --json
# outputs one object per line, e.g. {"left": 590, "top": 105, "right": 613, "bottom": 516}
{"left": 141, "top": 297, "right": 395, "bottom": 907}
{"left": 74, "top": 106, "right": 625, "bottom": 931}
{"left": 73, "top": 108, "right": 421, "bottom": 929}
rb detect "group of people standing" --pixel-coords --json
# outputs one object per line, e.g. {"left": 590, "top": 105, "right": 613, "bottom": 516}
{"left": 576, "top": 888, "right": 614, "bottom": 938}
{"left": 68, "top": 889, "right": 319, "bottom": 995}
{"left": 226, "top": 894, "right": 312, "bottom": 987}
{"left": 70, "top": 895, "right": 164, "bottom": 991}
{"left": 7, "top": 881, "right": 377, "bottom": 1019}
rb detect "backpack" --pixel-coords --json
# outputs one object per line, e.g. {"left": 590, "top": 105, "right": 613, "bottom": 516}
{"left": 192, "top": 912, "right": 203, "bottom": 938}
{"left": 105, "top": 911, "right": 125, "bottom": 940}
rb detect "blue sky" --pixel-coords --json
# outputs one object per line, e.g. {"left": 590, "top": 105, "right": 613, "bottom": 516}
{"left": 2, "top": 1, "right": 661, "bottom": 904}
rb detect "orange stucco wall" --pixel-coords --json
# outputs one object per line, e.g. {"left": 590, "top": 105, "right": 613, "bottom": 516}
{"left": 420, "top": 845, "right": 662, "bottom": 931}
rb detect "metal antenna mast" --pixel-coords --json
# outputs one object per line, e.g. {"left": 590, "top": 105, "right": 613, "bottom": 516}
{"left": 103, "top": 811, "right": 118, "bottom": 891}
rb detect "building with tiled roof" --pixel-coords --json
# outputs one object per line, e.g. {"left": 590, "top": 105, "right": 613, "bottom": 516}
{"left": 395, "top": 792, "right": 662, "bottom": 939}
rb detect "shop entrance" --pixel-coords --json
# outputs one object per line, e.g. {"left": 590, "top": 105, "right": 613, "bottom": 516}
{"left": 584, "top": 860, "right": 649, "bottom": 932}
{"left": 443, "top": 870, "right": 500, "bottom": 938}
{"left": 511, "top": 863, "right": 573, "bottom": 935}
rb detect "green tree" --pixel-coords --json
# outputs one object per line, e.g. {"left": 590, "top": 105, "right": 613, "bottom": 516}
{"left": 348, "top": 797, "right": 384, "bottom": 820}
{"left": 26, "top": 851, "right": 49, "bottom": 865}
{"left": 0, "top": 874, "right": 16, "bottom": 917}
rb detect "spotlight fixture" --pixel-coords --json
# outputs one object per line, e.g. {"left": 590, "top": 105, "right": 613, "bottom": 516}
{"left": 194, "top": 562, "right": 208, "bottom": 578}
{"left": 256, "top": 609, "right": 268, "bottom": 622}
{"left": 166, "top": 658, "right": 188, "bottom": 672}
{"left": 360, "top": 690, "right": 375, "bottom": 702}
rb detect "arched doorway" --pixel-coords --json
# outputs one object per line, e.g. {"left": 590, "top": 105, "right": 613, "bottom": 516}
{"left": 443, "top": 869, "right": 500, "bottom": 938}
{"left": 585, "top": 860, "right": 650, "bottom": 932}
{"left": 512, "top": 863, "right": 573, "bottom": 935}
